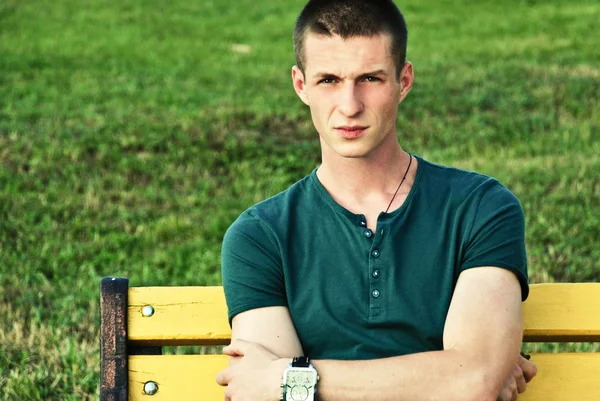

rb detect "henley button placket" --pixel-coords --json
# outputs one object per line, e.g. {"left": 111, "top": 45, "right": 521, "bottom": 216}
{"left": 364, "top": 224, "right": 384, "bottom": 320}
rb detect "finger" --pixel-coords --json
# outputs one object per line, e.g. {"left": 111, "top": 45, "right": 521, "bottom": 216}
{"left": 508, "top": 377, "right": 518, "bottom": 401}
{"left": 498, "top": 377, "right": 516, "bottom": 401}
{"left": 223, "top": 346, "right": 243, "bottom": 357}
{"left": 514, "top": 365, "right": 527, "bottom": 393}
{"left": 497, "top": 386, "right": 510, "bottom": 401}
{"left": 216, "top": 369, "right": 230, "bottom": 386}
{"left": 223, "top": 340, "right": 249, "bottom": 357}
{"left": 518, "top": 357, "right": 538, "bottom": 382}
{"left": 526, "top": 361, "right": 538, "bottom": 382}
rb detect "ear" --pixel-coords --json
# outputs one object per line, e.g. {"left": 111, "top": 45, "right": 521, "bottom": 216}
{"left": 397, "top": 62, "right": 414, "bottom": 105}
{"left": 292, "top": 65, "right": 310, "bottom": 106}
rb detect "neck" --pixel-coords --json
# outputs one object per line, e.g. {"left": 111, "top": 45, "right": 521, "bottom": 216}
{"left": 316, "top": 135, "right": 411, "bottom": 207}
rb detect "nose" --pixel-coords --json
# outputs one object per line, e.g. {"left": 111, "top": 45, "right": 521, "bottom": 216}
{"left": 337, "top": 83, "right": 364, "bottom": 117}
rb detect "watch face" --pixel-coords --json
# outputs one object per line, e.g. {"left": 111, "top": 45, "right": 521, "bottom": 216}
{"left": 284, "top": 369, "right": 317, "bottom": 401}
{"left": 290, "top": 385, "right": 309, "bottom": 401}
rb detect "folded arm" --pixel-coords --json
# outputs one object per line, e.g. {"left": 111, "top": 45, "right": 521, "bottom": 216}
{"left": 218, "top": 266, "right": 529, "bottom": 401}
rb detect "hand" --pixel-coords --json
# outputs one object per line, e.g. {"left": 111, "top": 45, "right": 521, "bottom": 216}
{"left": 216, "top": 339, "right": 290, "bottom": 401}
{"left": 496, "top": 354, "right": 538, "bottom": 401}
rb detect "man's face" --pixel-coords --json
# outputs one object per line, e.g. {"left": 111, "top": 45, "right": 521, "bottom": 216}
{"left": 292, "top": 33, "right": 413, "bottom": 159}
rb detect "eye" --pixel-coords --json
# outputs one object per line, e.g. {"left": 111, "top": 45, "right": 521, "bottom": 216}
{"left": 318, "top": 78, "right": 336, "bottom": 85}
{"left": 363, "top": 76, "right": 381, "bottom": 82}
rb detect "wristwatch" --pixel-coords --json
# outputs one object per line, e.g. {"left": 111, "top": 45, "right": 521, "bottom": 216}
{"left": 281, "top": 357, "right": 319, "bottom": 401}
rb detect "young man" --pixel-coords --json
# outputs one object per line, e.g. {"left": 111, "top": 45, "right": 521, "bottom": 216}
{"left": 217, "top": 1, "right": 537, "bottom": 400}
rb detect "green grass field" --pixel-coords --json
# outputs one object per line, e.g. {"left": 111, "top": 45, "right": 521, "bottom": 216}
{"left": 1, "top": 0, "right": 599, "bottom": 399}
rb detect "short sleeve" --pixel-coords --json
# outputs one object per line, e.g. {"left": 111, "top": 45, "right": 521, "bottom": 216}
{"left": 221, "top": 210, "right": 287, "bottom": 326}
{"left": 461, "top": 181, "right": 529, "bottom": 301}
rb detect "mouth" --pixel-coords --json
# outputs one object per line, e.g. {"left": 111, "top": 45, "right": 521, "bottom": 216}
{"left": 334, "top": 126, "right": 368, "bottom": 139}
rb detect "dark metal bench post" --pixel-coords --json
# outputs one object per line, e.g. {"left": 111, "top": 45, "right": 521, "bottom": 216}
{"left": 100, "top": 277, "right": 129, "bottom": 401}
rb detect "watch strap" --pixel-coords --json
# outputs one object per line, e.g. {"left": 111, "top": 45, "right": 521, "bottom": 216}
{"left": 291, "top": 356, "right": 310, "bottom": 367}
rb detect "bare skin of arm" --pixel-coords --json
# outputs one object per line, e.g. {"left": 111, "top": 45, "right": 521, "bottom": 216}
{"left": 217, "top": 267, "right": 537, "bottom": 401}
{"left": 228, "top": 306, "right": 304, "bottom": 364}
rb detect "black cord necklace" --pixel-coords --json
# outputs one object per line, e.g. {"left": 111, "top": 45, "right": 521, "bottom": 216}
{"left": 384, "top": 153, "right": 413, "bottom": 214}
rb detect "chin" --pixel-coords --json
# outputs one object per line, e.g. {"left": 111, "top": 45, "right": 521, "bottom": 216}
{"left": 320, "top": 134, "right": 378, "bottom": 159}
{"left": 333, "top": 144, "right": 372, "bottom": 159}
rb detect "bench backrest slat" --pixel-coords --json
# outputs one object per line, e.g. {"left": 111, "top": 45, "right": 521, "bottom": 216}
{"left": 128, "top": 286, "right": 230, "bottom": 345}
{"left": 523, "top": 283, "right": 600, "bottom": 341}
{"left": 126, "top": 283, "right": 600, "bottom": 345}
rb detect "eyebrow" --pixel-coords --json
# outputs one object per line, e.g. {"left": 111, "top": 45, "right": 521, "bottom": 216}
{"left": 313, "top": 69, "right": 389, "bottom": 80}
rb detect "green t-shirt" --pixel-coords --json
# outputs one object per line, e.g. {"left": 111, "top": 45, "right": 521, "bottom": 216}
{"left": 221, "top": 155, "right": 528, "bottom": 360}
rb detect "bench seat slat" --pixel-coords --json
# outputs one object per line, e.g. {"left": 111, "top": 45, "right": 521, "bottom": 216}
{"left": 129, "top": 355, "right": 227, "bottom": 400}
{"left": 128, "top": 353, "right": 600, "bottom": 401}
{"left": 519, "top": 353, "right": 600, "bottom": 401}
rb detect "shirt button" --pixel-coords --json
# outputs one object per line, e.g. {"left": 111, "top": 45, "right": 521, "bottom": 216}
{"left": 364, "top": 229, "right": 373, "bottom": 238}
{"left": 360, "top": 221, "right": 366, "bottom": 227}
{"left": 372, "top": 289, "right": 380, "bottom": 298}
{"left": 371, "top": 249, "right": 380, "bottom": 258}
{"left": 372, "top": 269, "right": 380, "bottom": 278}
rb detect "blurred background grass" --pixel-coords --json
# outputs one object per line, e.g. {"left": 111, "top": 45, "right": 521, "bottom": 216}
{"left": 0, "top": 0, "right": 599, "bottom": 399}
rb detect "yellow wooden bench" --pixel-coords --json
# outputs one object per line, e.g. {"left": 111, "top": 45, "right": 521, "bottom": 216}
{"left": 99, "top": 277, "right": 600, "bottom": 400}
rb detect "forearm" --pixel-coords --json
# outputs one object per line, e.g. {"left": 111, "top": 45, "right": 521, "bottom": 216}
{"left": 313, "top": 348, "right": 499, "bottom": 401}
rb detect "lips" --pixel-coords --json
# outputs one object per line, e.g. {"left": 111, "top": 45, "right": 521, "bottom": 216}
{"left": 334, "top": 126, "right": 368, "bottom": 139}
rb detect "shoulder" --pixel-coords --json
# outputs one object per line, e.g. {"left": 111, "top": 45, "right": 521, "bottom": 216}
{"left": 416, "top": 156, "right": 520, "bottom": 208}
{"left": 224, "top": 171, "right": 316, "bottom": 240}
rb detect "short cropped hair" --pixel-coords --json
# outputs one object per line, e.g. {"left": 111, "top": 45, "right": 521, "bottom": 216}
{"left": 293, "top": 0, "right": 408, "bottom": 78}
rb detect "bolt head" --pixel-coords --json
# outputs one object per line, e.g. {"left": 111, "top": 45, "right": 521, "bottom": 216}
{"left": 142, "top": 305, "right": 155, "bottom": 317}
{"left": 144, "top": 381, "right": 158, "bottom": 395}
